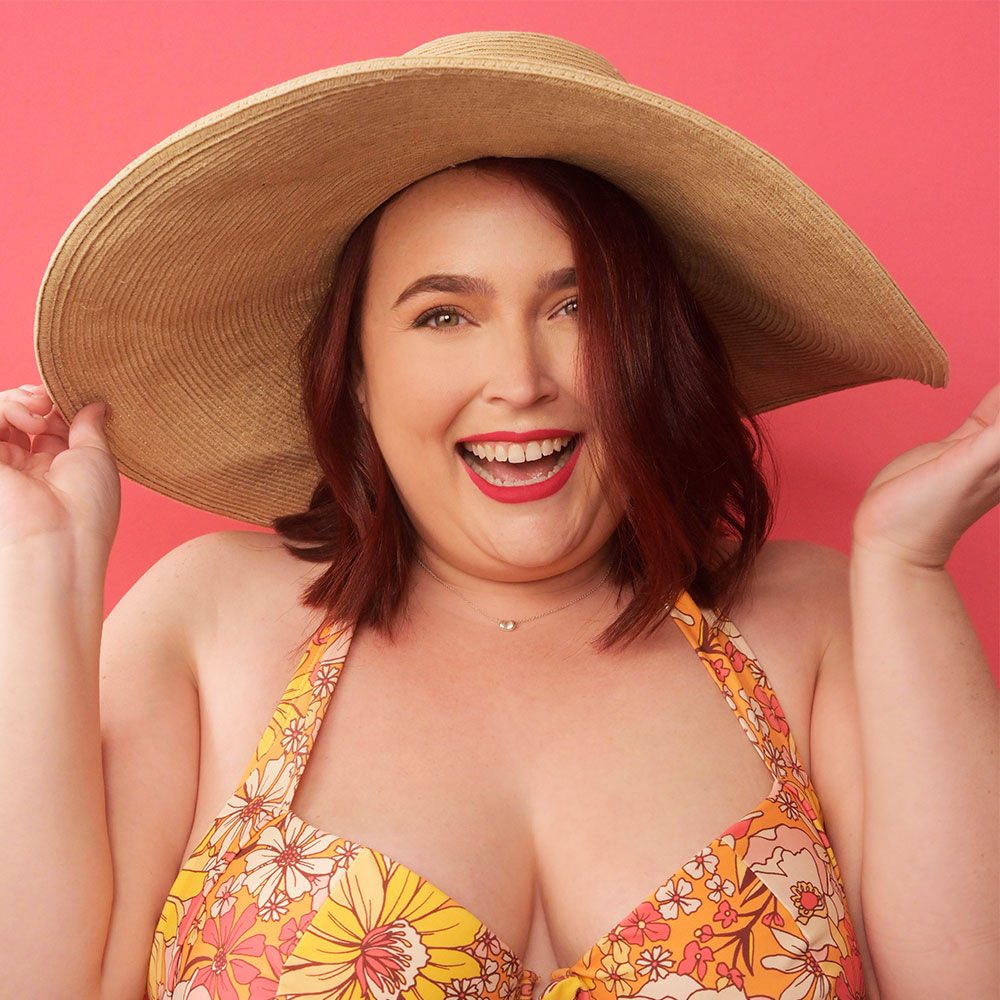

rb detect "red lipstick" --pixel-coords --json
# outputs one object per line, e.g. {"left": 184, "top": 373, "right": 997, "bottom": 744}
{"left": 459, "top": 436, "right": 583, "bottom": 504}
{"left": 457, "top": 428, "right": 577, "bottom": 443}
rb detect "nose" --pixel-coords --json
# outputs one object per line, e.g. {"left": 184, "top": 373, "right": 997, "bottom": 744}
{"left": 479, "top": 321, "right": 561, "bottom": 408}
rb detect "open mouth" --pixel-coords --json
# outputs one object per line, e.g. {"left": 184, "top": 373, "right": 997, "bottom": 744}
{"left": 457, "top": 434, "right": 580, "bottom": 487}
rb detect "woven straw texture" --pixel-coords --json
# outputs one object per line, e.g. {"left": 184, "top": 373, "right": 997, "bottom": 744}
{"left": 34, "top": 31, "right": 948, "bottom": 525}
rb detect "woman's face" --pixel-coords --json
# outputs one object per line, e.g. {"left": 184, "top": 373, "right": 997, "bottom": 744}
{"left": 357, "top": 166, "right": 620, "bottom": 582}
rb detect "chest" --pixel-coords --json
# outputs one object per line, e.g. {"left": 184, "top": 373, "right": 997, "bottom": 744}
{"left": 187, "top": 593, "right": 819, "bottom": 979}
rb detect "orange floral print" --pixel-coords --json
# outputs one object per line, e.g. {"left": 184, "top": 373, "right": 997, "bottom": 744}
{"left": 146, "top": 593, "right": 865, "bottom": 1000}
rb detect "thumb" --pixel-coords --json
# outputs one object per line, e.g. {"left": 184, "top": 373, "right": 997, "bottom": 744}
{"left": 67, "top": 400, "right": 114, "bottom": 453}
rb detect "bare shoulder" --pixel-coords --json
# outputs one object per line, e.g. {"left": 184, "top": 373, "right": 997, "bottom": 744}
{"left": 737, "top": 537, "right": 850, "bottom": 638}
{"left": 720, "top": 539, "right": 851, "bottom": 767}
{"left": 119, "top": 529, "right": 328, "bottom": 682}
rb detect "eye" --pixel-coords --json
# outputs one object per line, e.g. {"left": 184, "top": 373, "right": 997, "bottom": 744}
{"left": 554, "top": 296, "right": 579, "bottom": 318}
{"left": 412, "top": 306, "right": 470, "bottom": 329}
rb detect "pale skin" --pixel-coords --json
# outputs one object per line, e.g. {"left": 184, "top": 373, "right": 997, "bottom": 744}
{"left": 0, "top": 165, "right": 996, "bottom": 998}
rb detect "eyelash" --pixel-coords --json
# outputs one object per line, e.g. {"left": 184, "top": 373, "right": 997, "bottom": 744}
{"left": 412, "top": 296, "right": 579, "bottom": 329}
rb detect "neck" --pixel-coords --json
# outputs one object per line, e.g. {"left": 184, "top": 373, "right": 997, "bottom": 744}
{"left": 411, "top": 541, "right": 621, "bottom": 629}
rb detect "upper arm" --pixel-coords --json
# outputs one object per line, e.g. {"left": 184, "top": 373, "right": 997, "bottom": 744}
{"left": 806, "top": 544, "right": 882, "bottom": 998}
{"left": 97, "top": 533, "right": 232, "bottom": 999}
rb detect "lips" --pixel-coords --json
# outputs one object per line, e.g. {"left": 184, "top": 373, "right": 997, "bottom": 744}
{"left": 457, "top": 433, "right": 584, "bottom": 503}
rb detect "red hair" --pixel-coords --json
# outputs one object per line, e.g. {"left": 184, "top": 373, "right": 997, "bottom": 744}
{"left": 272, "top": 157, "right": 775, "bottom": 649}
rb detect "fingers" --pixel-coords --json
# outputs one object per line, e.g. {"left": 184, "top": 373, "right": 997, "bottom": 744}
{"left": 943, "top": 382, "right": 1000, "bottom": 442}
{"left": 0, "top": 387, "right": 51, "bottom": 446}
{"left": 1, "top": 385, "right": 79, "bottom": 457}
{"left": 66, "top": 400, "right": 112, "bottom": 454}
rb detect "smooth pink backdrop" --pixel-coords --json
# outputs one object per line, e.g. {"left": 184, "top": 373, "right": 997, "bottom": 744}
{"left": 2, "top": 2, "right": 997, "bottom": 670}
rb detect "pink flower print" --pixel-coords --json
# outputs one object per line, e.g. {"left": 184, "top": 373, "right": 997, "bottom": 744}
{"left": 246, "top": 942, "right": 283, "bottom": 1000}
{"left": 356, "top": 920, "right": 430, "bottom": 998}
{"left": 706, "top": 874, "right": 736, "bottom": 901}
{"left": 618, "top": 901, "right": 671, "bottom": 944}
{"left": 693, "top": 924, "right": 714, "bottom": 943}
{"left": 713, "top": 900, "right": 739, "bottom": 928}
{"left": 834, "top": 949, "right": 866, "bottom": 1000}
{"left": 683, "top": 849, "right": 719, "bottom": 880}
{"left": 191, "top": 902, "right": 266, "bottom": 998}
{"left": 655, "top": 878, "right": 702, "bottom": 918}
{"left": 790, "top": 880, "right": 827, "bottom": 922}
{"left": 723, "top": 639, "right": 749, "bottom": 672}
{"left": 753, "top": 684, "right": 789, "bottom": 736}
{"left": 710, "top": 657, "right": 730, "bottom": 682}
{"left": 761, "top": 927, "right": 842, "bottom": 999}
{"left": 278, "top": 910, "right": 316, "bottom": 957}
{"left": 677, "top": 940, "right": 714, "bottom": 979}
{"left": 242, "top": 813, "right": 338, "bottom": 905}
{"left": 635, "top": 944, "right": 674, "bottom": 980}
{"left": 762, "top": 911, "right": 785, "bottom": 928}
{"left": 716, "top": 961, "right": 745, "bottom": 990}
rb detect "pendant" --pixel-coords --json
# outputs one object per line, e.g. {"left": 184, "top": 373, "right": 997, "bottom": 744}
{"left": 498, "top": 620, "right": 517, "bottom": 631}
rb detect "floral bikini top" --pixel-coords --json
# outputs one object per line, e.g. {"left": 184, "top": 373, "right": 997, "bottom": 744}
{"left": 145, "top": 590, "right": 866, "bottom": 1000}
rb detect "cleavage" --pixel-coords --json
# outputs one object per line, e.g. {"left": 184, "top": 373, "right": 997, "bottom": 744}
{"left": 286, "top": 615, "right": 775, "bottom": 969}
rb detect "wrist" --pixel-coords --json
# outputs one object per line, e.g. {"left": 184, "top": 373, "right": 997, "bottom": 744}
{"left": 849, "top": 531, "right": 952, "bottom": 574}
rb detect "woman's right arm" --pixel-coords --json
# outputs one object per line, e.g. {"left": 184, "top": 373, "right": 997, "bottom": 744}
{"left": 0, "top": 387, "right": 203, "bottom": 998}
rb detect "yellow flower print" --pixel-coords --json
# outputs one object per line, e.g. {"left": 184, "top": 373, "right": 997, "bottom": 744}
{"left": 594, "top": 953, "right": 636, "bottom": 997}
{"left": 275, "top": 848, "right": 485, "bottom": 1000}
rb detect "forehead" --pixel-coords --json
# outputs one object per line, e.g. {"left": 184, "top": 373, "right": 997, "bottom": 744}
{"left": 369, "top": 166, "right": 568, "bottom": 266}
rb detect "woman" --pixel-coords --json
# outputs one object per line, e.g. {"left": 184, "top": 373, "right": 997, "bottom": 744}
{"left": 2, "top": 31, "right": 996, "bottom": 1000}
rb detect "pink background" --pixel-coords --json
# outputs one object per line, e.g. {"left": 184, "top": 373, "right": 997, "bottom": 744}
{"left": 2, "top": 1, "right": 997, "bottom": 671}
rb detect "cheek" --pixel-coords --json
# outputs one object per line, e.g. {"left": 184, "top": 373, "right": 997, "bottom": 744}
{"left": 364, "top": 352, "right": 469, "bottom": 466}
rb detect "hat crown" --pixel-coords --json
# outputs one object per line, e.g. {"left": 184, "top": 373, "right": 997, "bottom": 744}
{"left": 403, "top": 30, "right": 627, "bottom": 82}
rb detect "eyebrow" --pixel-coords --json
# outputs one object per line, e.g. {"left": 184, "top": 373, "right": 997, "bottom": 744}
{"left": 392, "top": 266, "right": 577, "bottom": 309}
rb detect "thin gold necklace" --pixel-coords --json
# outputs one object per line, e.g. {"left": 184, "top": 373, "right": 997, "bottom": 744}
{"left": 415, "top": 557, "right": 613, "bottom": 631}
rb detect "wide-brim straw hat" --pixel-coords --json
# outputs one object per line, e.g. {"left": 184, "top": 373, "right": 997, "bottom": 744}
{"left": 34, "top": 30, "right": 948, "bottom": 526}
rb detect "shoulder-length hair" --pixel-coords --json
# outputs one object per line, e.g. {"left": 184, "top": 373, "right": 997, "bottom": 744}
{"left": 272, "top": 156, "right": 775, "bottom": 650}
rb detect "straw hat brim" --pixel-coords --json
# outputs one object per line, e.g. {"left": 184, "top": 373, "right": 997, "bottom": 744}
{"left": 34, "top": 39, "right": 948, "bottom": 526}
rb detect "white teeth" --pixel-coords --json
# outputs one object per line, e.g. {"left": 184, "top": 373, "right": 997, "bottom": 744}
{"left": 462, "top": 435, "right": 574, "bottom": 463}
{"left": 461, "top": 440, "right": 576, "bottom": 487}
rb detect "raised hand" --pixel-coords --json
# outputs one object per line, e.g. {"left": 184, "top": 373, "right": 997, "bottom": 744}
{"left": 0, "top": 384, "right": 120, "bottom": 557}
{"left": 852, "top": 382, "right": 1000, "bottom": 568}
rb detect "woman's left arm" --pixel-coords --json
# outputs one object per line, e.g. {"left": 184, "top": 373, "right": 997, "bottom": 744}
{"left": 811, "top": 382, "right": 999, "bottom": 1000}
